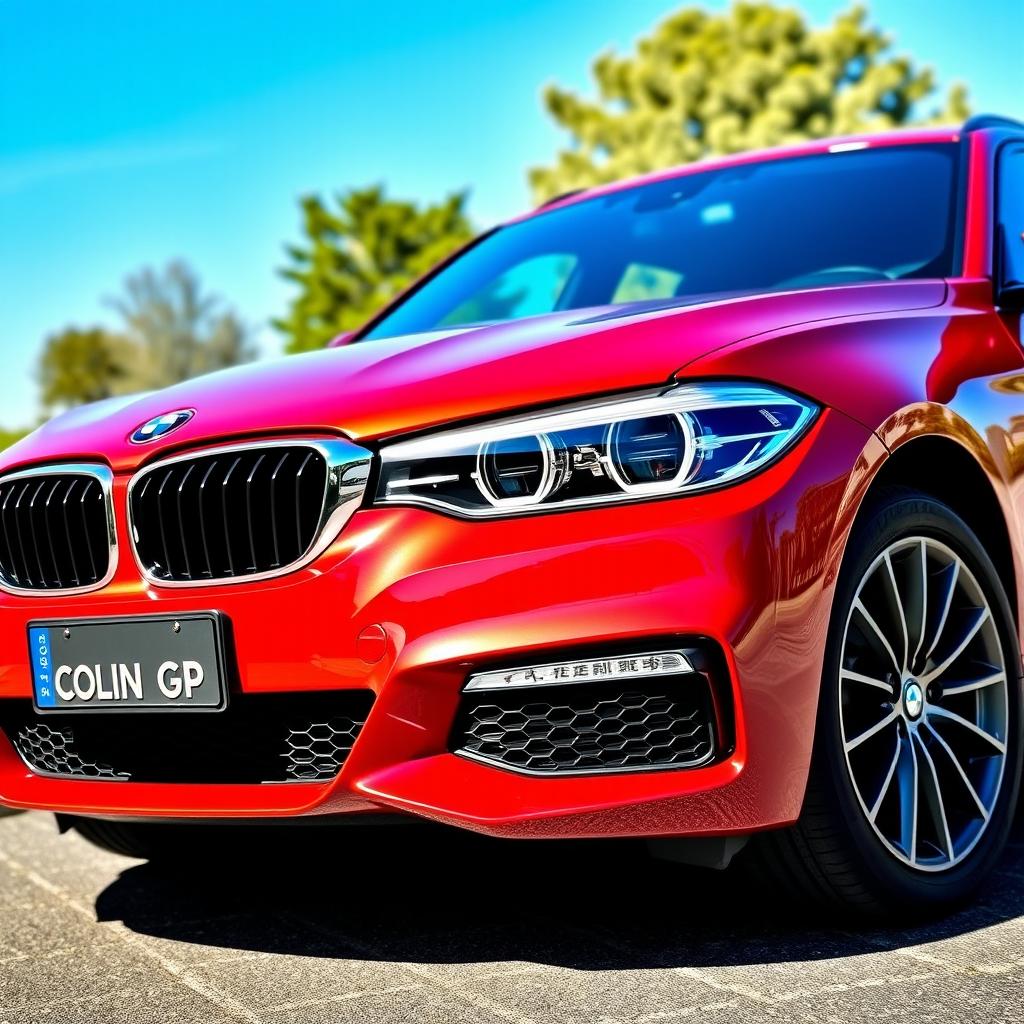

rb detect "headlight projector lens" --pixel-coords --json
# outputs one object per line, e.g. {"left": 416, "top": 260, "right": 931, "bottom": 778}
{"left": 607, "top": 413, "right": 695, "bottom": 493}
{"left": 477, "top": 435, "right": 569, "bottom": 507}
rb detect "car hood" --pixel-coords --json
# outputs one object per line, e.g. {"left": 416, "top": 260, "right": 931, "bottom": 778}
{"left": 6, "top": 280, "right": 945, "bottom": 473}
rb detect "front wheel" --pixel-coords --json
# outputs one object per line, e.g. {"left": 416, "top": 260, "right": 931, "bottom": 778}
{"left": 751, "top": 489, "right": 1022, "bottom": 915}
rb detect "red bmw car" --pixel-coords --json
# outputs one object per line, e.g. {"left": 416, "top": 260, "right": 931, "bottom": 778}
{"left": 2, "top": 115, "right": 1024, "bottom": 916}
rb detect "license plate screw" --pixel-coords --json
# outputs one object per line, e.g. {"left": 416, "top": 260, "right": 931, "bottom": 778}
{"left": 172, "top": 621, "right": 181, "bottom": 633}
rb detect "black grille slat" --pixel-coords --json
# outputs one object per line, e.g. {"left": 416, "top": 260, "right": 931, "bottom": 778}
{"left": 12, "top": 482, "right": 36, "bottom": 587}
{"left": 196, "top": 459, "right": 219, "bottom": 580}
{"left": 221, "top": 456, "right": 242, "bottom": 577}
{"left": 89, "top": 485, "right": 108, "bottom": 576}
{"left": 268, "top": 451, "right": 290, "bottom": 568}
{"left": 11, "top": 485, "right": 30, "bottom": 585}
{"left": 60, "top": 479, "right": 82, "bottom": 587}
{"left": 294, "top": 452, "right": 313, "bottom": 557}
{"left": 42, "top": 479, "right": 66, "bottom": 587}
{"left": 131, "top": 445, "right": 330, "bottom": 584}
{"left": 0, "top": 485, "right": 22, "bottom": 585}
{"left": 78, "top": 480, "right": 100, "bottom": 582}
{"left": 454, "top": 678, "right": 717, "bottom": 775}
{"left": 245, "top": 454, "right": 266, "bottom": 572}
{"left": 175, "top": 464, "right": 196, "bottom": 580}
{"left": 25, "top": 480, "right": 49, "bottom": 588}
{"left": 155, "top": 465, "right": 178, "bottom": 579}
{"left": 1, "top": 693, "right": 374, "bottom": 784}
{"left": 0, "top": 470, "right": 110, "bottom": 593}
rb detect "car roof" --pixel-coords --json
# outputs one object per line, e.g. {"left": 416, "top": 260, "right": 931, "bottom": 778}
{"left": 510, "top": 126, "right": 963, "bottom": 225}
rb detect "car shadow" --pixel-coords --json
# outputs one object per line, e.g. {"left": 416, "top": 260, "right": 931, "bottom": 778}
{"left": 92, "top": 813, "right": 1024, "bottom": 970}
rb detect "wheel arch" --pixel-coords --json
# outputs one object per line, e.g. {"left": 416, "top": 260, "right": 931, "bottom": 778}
{"left": 852, "top": 432, "right": 1019, "bottom": 630}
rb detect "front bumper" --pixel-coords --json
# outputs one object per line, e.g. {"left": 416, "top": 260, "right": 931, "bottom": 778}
{"left": 0, "top": 408, "right": 881, "bottom": 838}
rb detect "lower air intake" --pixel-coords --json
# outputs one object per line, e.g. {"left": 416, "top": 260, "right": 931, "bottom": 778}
{"left": 15, "top": 722, "right": 126, "bottom": 779}
{"left": 2, "top": 692, "right": 374, "bottom": 784}
{"left": 453, "top": 675, "right": 718, "bottom": 775}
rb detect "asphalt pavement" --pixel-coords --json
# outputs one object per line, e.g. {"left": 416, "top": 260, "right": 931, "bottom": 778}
{"left": 1, "top": 809, "right": 1023, "bottom": 1024}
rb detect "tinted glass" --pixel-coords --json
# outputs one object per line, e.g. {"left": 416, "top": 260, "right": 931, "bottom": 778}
{"left": 365, "top": 144, "right": 959, "bottom": 340}
{"left": 998, "top": 144, "right": 1024, "bottom": 290}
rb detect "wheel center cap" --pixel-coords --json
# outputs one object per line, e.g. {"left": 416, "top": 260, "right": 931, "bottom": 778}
{"left": 903, "top": 680, "right": 925, "bottom": 720}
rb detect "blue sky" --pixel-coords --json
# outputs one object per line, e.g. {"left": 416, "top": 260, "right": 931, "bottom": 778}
{"left": 2, "top": 0, "right": 1023, "bottom": 426}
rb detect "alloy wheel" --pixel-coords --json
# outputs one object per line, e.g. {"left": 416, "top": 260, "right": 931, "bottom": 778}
{"left": 839, "top": 536, "right": 1009, "bottom": 872}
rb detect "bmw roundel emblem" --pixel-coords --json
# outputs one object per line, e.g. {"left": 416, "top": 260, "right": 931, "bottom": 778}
{"left": 130, "top": 409, "right": 195, "bottom": 444}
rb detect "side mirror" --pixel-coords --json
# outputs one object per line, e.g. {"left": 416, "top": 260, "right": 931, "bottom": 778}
{"left": 327, "top": 330, "right": 357, "bottom": 348}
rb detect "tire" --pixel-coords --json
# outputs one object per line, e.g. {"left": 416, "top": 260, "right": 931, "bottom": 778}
{"left": 748, "top": 487, "right": 1023, "bottom": 916}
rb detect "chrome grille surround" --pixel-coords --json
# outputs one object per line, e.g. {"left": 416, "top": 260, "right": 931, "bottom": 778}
{"left": 0, "top": 464, "right": 117, "bottom": 596}
{"left": 127, "top": 438, "right": 371, "bottom": 587}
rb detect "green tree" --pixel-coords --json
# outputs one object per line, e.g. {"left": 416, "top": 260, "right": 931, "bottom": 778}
{"left": 529, "top": 2, "right": 970, "bottom": 202}
{"left": 36, "top": 262, "right": 254, "bottom": 413}
{"left": 37, "top": 326, "right": 137, "bottom": 411}
{"left": 0, "top": 427, "right": 30, "bottom": 452}
{"left": 275, "top": 186, "right": 474, "bottom": 353}
{"left": 110, "top": 260, "right": 255, "bottom": 389}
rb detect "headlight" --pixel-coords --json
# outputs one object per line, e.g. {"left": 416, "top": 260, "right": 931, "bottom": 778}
{"left": 374, "top": 382, "right": 818, "bottom": 517}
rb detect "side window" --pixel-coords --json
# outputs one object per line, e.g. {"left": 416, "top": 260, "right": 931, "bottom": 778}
{"left": 439, "top": 253, "right": 577, "bottom": 327}
{"left": 997, "top": 144, "right": 1024, "bottom": 298}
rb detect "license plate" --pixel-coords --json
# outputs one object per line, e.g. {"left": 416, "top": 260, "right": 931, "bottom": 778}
{"left": 28, "top": 614, "right": 227, "bottom": 713}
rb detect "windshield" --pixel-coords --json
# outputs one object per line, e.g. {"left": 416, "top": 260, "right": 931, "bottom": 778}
{"left": 364, "top": 143, "right": 960, "bottom": 341}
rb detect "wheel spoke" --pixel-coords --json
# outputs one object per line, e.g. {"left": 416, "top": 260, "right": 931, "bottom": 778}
{"left": 884, "top": 550, "right": 910, "bottom": 673}
{"left": 919, "top": 607, "right": 989, "bottom": 685}
{"left": 941, "top": 670, "right": 1006, "bottom": 697}
{"left": 926, "top": 704, "right": 1006, "bottom": 753}
{"left": 845, "top": 707, "right": 899, "bottom": 753}
{"left": 915, "top": 734, "right": 954, "bottom": 861}
{"left": 924, "top": 559, "right": 959, "bottom": 662}
{"left": 841, "top": 668, "right": 895, "bottom": 694}
{"left": 853, "top": 598, "right": 903, "bottom": 678}
{"left": 911, "top": 539, "right": 928, "bottom": 671}
{"left": 898, "top": 732, "right": 920, "bottom": 864}
{"left": 923, "top": 720, "right": 990, "bottom": 822}
{"left": 869, "top": 734, "right": 902, "bottom": 821}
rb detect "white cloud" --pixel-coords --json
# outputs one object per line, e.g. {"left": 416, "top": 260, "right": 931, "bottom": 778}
{"left": 0, "top": 138, "right": 226, "bottom": 195}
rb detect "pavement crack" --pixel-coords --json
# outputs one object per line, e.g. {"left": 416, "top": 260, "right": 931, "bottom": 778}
{"left": 280, "top": 911, "right": 538, "bottom": 1024}
{"left": 0, "top": 845, "right": 263, "bottom": 1024}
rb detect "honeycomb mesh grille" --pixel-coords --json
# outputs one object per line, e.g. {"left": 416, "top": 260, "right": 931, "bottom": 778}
{"left": 454, "top": 679, "right": 716, "bottom": 774}
{"left": 1, "top": 693, "right": 373, "bottom": 784}
{"left": 15, "top": 723, "right": 127, "bottom": 779}
{"left": 284, "top": 716, "right": 365, "bottom": 781}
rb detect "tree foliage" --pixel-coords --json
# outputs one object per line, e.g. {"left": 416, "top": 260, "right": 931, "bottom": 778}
{"left": 275, "top": 186, "right": 474, "bottom": 353}
{"left": 110, "top": 261, "right": 255, "bottom": 390}
{"left": 529, "top": 2, "right": 970, "bottom": 202}
{"left": 38, "top": 327, "right": 136, "bottom": 410}
{"left": 37, "top": 262, "right": 253, "bottom": 411}
{"left": 0, "top": 427, "right": 29, "bottom": 452}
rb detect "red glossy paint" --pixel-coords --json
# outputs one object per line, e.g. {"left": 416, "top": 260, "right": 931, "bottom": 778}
{"left": 2, "top": 124, "right": 1023, "bottom": 841}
